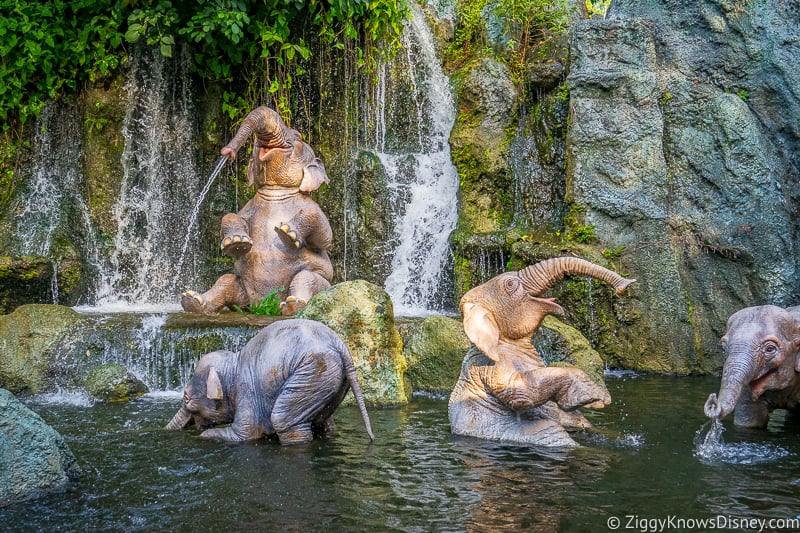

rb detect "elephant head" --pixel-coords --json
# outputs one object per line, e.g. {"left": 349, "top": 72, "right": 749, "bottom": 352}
{"left": 704, "top": 305, "right": 800, "bottom": 421}
{"left": 165, "top": 350, "right": 238, "bottom": 431}
{"left": 460, "top": 256, "right": 636, "bottom": 362}
{"left": 220, "top": 106, "right": 328, "bottom": 191}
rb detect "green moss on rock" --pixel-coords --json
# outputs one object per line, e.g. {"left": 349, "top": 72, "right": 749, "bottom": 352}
{"left": 0, "top": 304, "right": 80, "bottom": 394}
{"left": 84, "top": 364, "right": 148, "bottom": 403}
{"left": 298, "top": 280, "right": 408, "bottom": 406}
{"left": 403, "top": 315, "right": 470, "bottom": 395}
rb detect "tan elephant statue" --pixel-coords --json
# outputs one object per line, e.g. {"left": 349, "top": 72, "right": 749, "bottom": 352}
{"left": 448, "top": 256, "right": 636, "bottom": 447}
{"left": 181, "top": 106, "right": 333, "bottom": 315}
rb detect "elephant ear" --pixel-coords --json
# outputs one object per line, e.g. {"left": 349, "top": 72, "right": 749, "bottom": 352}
{"left": 462, "top": 301, "right": 502, "bottom": 362}
{"left": 299, "top": 159, "right": 330, "bottom": 192}
{"left": 206, "top": 367, "right": 224, "bottom": 400}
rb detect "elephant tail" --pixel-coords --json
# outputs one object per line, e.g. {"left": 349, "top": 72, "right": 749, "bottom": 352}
{"left": 340, "top": 340, "right": 375, "bottom": 442}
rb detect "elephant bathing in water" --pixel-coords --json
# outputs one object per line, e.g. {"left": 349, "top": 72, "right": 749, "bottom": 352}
{"left": 181, "top": 106, "right": 333, "bottom": 316}
{"left": 449, "top": 257, "right": 636, "bottom": 447}
{"left": 704, "top": 305, "right": 800, "bottom": 428}
{"left": 166, "top": 319, "right": 374, "bottom": 445}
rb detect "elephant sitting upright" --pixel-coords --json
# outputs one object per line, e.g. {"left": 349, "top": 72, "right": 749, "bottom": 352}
{"left": 165, "top": 318, "right": 374, "bottom": 445}
{"left": 181, "top": 106, "right": 333, "bottom": 316}
{"left": 448, "top": 257, "right": 636, "bottom": 447}
{"left": 704, "top": 305, "right": 800, "bottom": 428}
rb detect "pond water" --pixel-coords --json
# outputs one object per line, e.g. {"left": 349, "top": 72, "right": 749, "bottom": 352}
{"left": 3, "top": 374, "right": 800, "bottom": 532}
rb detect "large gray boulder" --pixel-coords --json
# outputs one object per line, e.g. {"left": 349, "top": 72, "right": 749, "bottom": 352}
{"left": 0, "top": 389, "right": 80, "bottom": 507}
{"left": 566, "top": 0, "right": 800, "bottom": 373}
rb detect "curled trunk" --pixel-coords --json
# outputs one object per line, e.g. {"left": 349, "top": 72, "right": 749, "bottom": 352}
{"left": 518, "top": 256, "right": 635, "bottom": 296}
{"left": 165, "top": 405, "right": 192, "bottom": 430}
{"left": 704, "top": 347, "right": 756, "bottom": 419}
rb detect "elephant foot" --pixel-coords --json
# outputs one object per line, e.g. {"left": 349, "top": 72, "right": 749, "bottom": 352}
{"left": 275, "top": 223, "right": 304, "bottom": 249}
{"left": 280, "top": 296, "right": 307, "bottom": 316}
{"left": 278, "top": 425, "right": 314, "bottom": 445}
{"left": 180, "top": 291, "right": 216, "bottom": 315}
{"left": 220, "top": 234, "right": 252, "bottom": 257}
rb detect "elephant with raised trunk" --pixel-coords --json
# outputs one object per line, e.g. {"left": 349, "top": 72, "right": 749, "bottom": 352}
{"left": 166, "top": 319, "right": 374, "bottom": 445}
{"left": 449, "top": 257, "right": 636, "bottom": 447}
{"left": 704, "top": 305, "right": 800, "bottom": 427}
{"left": 181, "top": 106, "right": 333, "bottom": 316}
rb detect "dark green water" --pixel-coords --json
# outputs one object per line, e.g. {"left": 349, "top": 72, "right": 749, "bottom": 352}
{"left": 3, "top": 374, "right": 800, "bottom": 532}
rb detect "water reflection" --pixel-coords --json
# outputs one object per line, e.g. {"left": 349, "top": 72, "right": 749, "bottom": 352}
{"left": 3, "top": 376, "right": 800, "bottom": 531}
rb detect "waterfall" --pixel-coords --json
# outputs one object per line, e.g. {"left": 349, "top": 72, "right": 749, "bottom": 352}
{"left": 376, "top": 3, "right": 459, "bottom": 316}
{"left": 13, "top": 103, "right": 85, "bottom": 257}
{"left": 91, "top": 47, "right": 202, "bottom": 310}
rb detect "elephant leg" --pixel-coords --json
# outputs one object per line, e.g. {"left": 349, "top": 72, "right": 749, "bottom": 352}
{"left": 181, "top": 274, "right": 249, "bottom": 314}
{"left": 270, "top": 359, "right": 343, "bottom": 445}
{"left": 274, "top": 207, "right": 333, "bottom": 252}
{"left": 505, "top": 417, "right": 579, "bottom": 447}
{"left": 733, "top": 390, "right": 772, "bottom": 428}
{"left": 280, "top": 270, "right": 331, "bottom": 316}
{"left": 220, "top": 213, "right": 253, "bottom": 258}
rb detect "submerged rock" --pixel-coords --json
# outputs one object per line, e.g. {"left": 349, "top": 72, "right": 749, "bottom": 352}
{"left": 298, "top": 280, "right": 409, "bottom": 406}
{"left": 84, "top": 364, "right": 148, "bottom": 403}
{"left": 0, "top": 389, "right": 80, "bottom": 507}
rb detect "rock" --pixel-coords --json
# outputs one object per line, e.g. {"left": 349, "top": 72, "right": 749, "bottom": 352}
{"left": 0, "top": 304, "right": 80, "bottom": 394}
{"left": 297, "top": 281, "right": 409, "bottom": 406}
{"left": 84, "top": 364, "right": 148, "bottom": 403}
{"left": 566, "top": 2, "right": 800, "bottom": 373}
{"left": 0, "top": 256, "right": 83, "bottom": 314}
{"left": 0, "top": 389, "right": 80, "bottom": 507}
{"left": 402, "top": 315, "right": 470, "bottom": 396}
{"left": 450, "top": 57, "right": 518, "bottom": 235}
{"left": 535, "top": 316, "right": 607, "bottom": 386}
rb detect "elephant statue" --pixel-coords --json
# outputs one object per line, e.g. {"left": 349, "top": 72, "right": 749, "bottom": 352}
{"left": 448, "top": 256, "right": 636, "bottom": 447}
{"left": 181, "top": 106, "right": 333, "bottom": 316}
{"left": 704, "top": 305, "right": 800, "bottom": 427}
{"left": 165, "top": 318, "right": 374, "bottom": 445}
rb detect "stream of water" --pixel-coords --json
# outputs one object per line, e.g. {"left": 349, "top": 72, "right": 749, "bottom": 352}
{"left": 4, "top": 374, "right": 799, "bottom": 531}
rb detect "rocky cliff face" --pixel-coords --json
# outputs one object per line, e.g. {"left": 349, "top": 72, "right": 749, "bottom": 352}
{"left": 567, "top": 0, "right": 800, "bottom": 372}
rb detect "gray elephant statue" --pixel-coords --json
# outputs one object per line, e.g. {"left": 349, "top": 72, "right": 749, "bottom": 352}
{"left": 181, "top": 106, "right": 333, "bottom": 316}
{"left": 165, "top": 318, "right": 374, "bottom": 445}
{"left": 449, "top": 256, "right": 636, "bottom": 447}
{"left": 704, "top": 305, "right": 800, "bottom": 427}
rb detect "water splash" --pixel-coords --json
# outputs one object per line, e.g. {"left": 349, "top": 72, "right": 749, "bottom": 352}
{"left": 693, "top": 419, "right": 791, "bottom": 465}
{"left": 376, "top": 4, "right": 459, "bottom": 316}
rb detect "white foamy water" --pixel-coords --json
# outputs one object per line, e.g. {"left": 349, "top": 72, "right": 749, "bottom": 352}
{"left": 693, "top": 419, "right": 791, "bottom": 465}
{"left": 28, "top": 389, "right": 95, "bottom": 407}
{"left": 376, "top": 4, "right": 459, "bottom": 316}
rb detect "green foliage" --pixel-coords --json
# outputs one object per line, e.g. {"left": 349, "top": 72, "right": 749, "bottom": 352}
{"left": 0, "top": 0, "right": 125, "bottom": 128}
{"left": 0, "top": 0, "right": 408, "bottom": 128}
{"left": 249, "top": 287, "right": 283, "bottom": 316}
{"left": 585, "top": 0, "right": 610, "bottom": 17}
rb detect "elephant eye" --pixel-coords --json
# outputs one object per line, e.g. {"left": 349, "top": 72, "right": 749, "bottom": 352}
{"left": 503, "top": 277, "right": 520, "bottom": 293}
{"left": 762, "top": 341, "right": 779, "bottom": 358}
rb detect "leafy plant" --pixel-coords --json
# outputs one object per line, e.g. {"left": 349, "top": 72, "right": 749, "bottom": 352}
{"left": 249, "top": 287, "right": 283, "bottom": 316}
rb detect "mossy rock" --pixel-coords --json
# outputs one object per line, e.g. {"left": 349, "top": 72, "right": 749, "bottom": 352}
{"left": 84, "top": 364, "right": 148, "bottom": 403}
{"left": 534, "top": 315, "right": 606, "bottom": 386}
{"left": 298, "top": 280, "right": 408, "bottom": 406}
{"left": 0, "top": 304, "right": 80, "bottom": 394}
{"left": 403, "top": 315, "right": 470, "bottom": 396}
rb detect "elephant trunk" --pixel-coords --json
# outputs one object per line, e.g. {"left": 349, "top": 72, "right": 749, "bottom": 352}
{"left": 518, "top": 256, "right": 635, "bottom": 296}
{"left": 165, "top": 405, "right": 192, "bottom": 430}
{"left": 223, "top": 106, "right": 292, "bottom": 154}
{"left": 704, "top": 345, "right": 756, "bottom": 419}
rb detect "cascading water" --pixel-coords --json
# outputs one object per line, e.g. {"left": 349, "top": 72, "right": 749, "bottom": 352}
{"left": 91, "top": 47, "right": 202, "bottom": 310}
{"left": 375, "top": 3, "right": 459, "bottom": 316}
